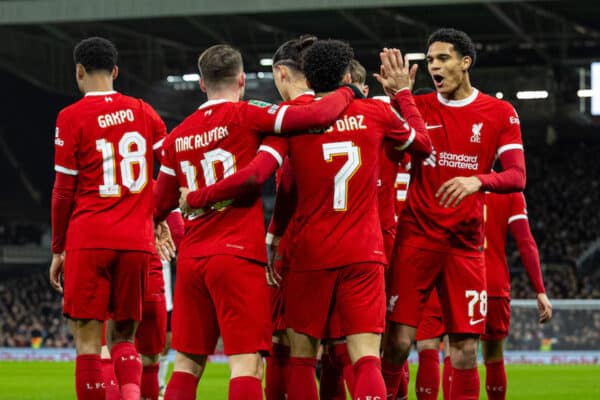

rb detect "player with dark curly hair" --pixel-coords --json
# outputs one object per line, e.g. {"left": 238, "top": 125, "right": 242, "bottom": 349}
{"left": 50, "top": 36, "right": 168, "bottom": 400}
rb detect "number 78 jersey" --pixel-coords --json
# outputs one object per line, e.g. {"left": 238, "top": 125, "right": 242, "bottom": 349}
{"left": 54, "top": 91, "right": 166, "bottom": 252}
{"left": 287, "top": 98, "right": 421, "bottom": 271}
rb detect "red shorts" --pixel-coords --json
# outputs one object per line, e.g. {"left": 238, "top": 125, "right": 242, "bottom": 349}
{"left": 63, "top": 249, "right": 149, "bottom": 321}
{"left": 171, "top": 255, "right": 272, "bottom": 356}
{"left": 136, "top": 298, "right": 167, "bottom": 355}
{"left": 145, "top": 254, "right": 165, "bottom": 301}
{"left": 382, "top": 228, "right": 396, "bottom": 266}
{"left": 415, "top": 290, "right": 445, "bottom": 341}
{"left": 284, "top": 263, "right": 386, "bottom": 339}
{"left": 481, "top": 297, "right": 511, "bottom": 341}
{"left": 387, "top": 245, "right": 486, "bottom": 335}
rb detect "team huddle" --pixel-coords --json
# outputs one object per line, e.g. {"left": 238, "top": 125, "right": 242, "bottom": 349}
{"left": 50, "top": 28, "right": 553, "bottom": 400}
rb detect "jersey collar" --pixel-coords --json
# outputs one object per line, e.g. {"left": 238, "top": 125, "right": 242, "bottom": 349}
{"left": 291, "top": 90, "right": 315, "bottom": 100}
{"left": 85, "top": 90, "right": 117, "bottom": 97}
{"left": 436, "top": 88, "right": 479, "bottom": 107}
{"left": 198, "top": 99, "right": 231, "bottom": 109}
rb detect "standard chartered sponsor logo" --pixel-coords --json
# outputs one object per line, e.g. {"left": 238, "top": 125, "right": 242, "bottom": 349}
{"left": 438, "top": 152, "right": 479, "bottom": 170}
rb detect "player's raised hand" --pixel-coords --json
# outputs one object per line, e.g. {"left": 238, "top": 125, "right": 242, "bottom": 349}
{"left": 537, "top": 292, "right": 553, "bottom": 323}
{"left": 155, "top": 220, "right": 176, "bottom": 262}
{"left": 373, "top": 48, "right": 418, "bottom": 95}
{"left": 49, "top": 252, "right": 65, "bottom": 293}
{"left": 435, "top": 176, "right": 482, "bottom": 208}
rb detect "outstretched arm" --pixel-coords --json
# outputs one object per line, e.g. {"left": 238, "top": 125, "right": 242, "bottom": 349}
{"left": 509, "top": 217, "right": 552, "bottom": 323}
{"left": 183, "top": 151, "right": 280, "bottom": 210}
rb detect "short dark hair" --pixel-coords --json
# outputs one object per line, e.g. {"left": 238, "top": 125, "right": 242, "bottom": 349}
{"left": 349, "top": 59, "right": 366, "bottom": 85}
{"left": 272, "top": 34, "right": 318, "bottom": 71}
{"left": 427, "top": 28, "right": 476, "bottom": 69}
{"left": 73, "top": 37, "right": 118, "bottom": 73}
{"left": 302, "top": 39, "right": 354, "bottom": 93}
{"left": 197, "top": 45, "right": 243, "bottom": 90}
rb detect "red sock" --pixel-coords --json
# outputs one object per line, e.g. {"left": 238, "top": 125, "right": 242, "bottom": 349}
{"left": 449, "top": 367, "right": 479, "bottom": 400}
{"left": 485, "top": 360, "right": 507, "bottom": 400}
{"left": 319, "top": 348, "right": 346, "bottom": 400}
{"left": 334, "top": 343, "right": 355, "bottom": 395}
{"left": 141, "top": 363, "right": 160, "bottom": 400}
{"left": 75, "top": 354, "right": 105, "bottom": 400}
{"left": 101, "top": 358, "right": 120, "bottom": 400}
{"left": 287, "top": 357, "right": 318, "bottom": 400}
{"left": 164, "top": 371, "right": 198, "bottom": 400}
{"left": 416, "top": 349, "right": 440, "bottom": 400}
{"left": 265, "top": 343, "right": 289, "bottom": 400}
{"left": 442, "top": 357, "right": 451, "bottom": 400}
{"left": 353, "top": 356, "right": 386, "bottom": 400}
{"left": 229, "top": 376, "right": 263, "bottom": 400}
{"left": 382, "top": 359, "right": 404, "bottom": 399}
{"left": 110, "top": 342, "right": 142, "bottom": 400}
{"left": 396, "top": 361, "right": 410, "bottom": 400}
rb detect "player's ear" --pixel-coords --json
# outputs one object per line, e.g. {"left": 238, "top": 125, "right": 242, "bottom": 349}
{"left": 341, "top": 71, "right": 352, "bottom": 85}
{"left": 239, "top": 72, "right": 246, "bottom": 88}
{"left": 75, "top": 64, "right": 85, "bottom": 81}
{"left": 199, "top": 78, "right": 208, "bottom": 93}
{"left": 462, "top": 56, "right": 472, "bottom": 72}
{"left": 111, "top": 65, "right": 119, "bottom": 80}
{"left": 362, "top": 85, "right": 369, "bottom": 97}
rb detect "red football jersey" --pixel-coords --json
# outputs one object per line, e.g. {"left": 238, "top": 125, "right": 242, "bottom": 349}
{"left": 378, "top": 141, "right": 403, "bottom": 238}
{"left": 287, "top": 97, "right": 427, "bottom": 270}
{"left": 484, "top": 191, "right": 528, "bottom": 297}
{"left": 398, "top": 89, "right": 524, "bottom": 255}
{"left": 54, "top": 91, "right": 166, "bottom": 252}
{"left": 159, "top": 99, "right": 289, "bottom": 262}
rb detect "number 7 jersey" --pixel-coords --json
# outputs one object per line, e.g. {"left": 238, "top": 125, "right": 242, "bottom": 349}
{"left": 54, "top": 91, "right": 166, "bottom": 252}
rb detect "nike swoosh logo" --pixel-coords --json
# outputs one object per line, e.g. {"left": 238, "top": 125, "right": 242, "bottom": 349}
{"left": 426, "top": 124, "right": 443, "bottom": 130}
{"left": 469, "top": 318, "right": 485, "bottom": 326}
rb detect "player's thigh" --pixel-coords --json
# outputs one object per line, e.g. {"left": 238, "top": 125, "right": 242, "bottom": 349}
{"left": 387, "top": 245, "right": 444, "bottom": 327}
{"left": 438, "top": 253, "right": 486, "bottom": 334}
{"left": 136, "top": 298, "right": 167, "bottom": 356}
{"left": 111, "top": 251, "right": 151, "bottom": 322}
{"left": 416, "top": 290, "right": 445, "bottom": 342}
{"left": 335, "top": 262, "right": 386, "bottom": 337}
{"left": 63, "top": 249, "right": 115, "bottom": 320}
{"left": 171, "top": 256, "right": 219, "bottom": 356}
{"left": 205, "top": 255, "right": 272, "bottom": 356}
{"left": 481, "top": 297, "right": 511, "bottom": 341}
{"left": 283, "top": 268, "right": 337, "bottom": 340}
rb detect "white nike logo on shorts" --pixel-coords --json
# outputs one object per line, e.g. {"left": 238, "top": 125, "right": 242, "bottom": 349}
{"left": 469, "top": 318, "right": 485, "bottom": 326}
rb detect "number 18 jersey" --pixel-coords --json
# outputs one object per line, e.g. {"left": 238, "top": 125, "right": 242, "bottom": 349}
{"left": 54, "top": 91, "right": 166, "bottom": 252}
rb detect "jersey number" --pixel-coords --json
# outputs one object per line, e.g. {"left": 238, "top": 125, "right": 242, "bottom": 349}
{"left": 322, "top": 141, "right": 361, "bottom": 211}
{"left": 96, "top": 132, "right": 147, "bottom": 197}
{"left": 180, "top": 148, "right": 236, "bottom": 190}
{"left": 465, "top": 290, "right": 488, "bottom": 318}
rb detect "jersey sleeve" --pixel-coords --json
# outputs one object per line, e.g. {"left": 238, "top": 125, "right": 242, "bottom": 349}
{"left": 496, "top": 103, "right": 524, "bottom": 157}
{"left": 142, "top": 101, "right": 168, "bottom": 151}
{"left": 258, "top": 135, "right": 288, "bottom": 167}
{"left": 384, "top": 90, "right": 432, "bottom": 158}
{"left": 243, "top": 87, "right": 354, "bottom": 134}
{"left": 54, "top": 110, "right": 80, "bottom": 176}
{"left": 154, "top": 136, "right": 179, "bottom": 221}
{"left": 508, "top": 192, "right": 528, "bottom": 224}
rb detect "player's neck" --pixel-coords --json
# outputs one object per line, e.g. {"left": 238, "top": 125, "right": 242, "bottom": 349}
{"left": 287, "top": 84, "right": 312, "bottom": 100}
{"left": 206, "top": 89, "right": 241, "bottom": 103}
{"left": 82, "top": 75, "right": 114, "bottom": 95}
{"left": 441, "top": 77, "right": 473, "bottom": 101}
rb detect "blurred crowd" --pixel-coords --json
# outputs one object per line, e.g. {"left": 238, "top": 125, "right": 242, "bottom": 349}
{"left": 0, "top": 269, "right": 72, "bottom": 348}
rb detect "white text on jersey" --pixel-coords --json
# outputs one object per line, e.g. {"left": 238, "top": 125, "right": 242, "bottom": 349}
{"left": 325, "top": 115, "right": 367, "bottom": 133}
{"left": 98, "top": 109, "right": 135, "bottom": 128}
{"left": 175, "top": 126, "right": 229, "bottom": 152}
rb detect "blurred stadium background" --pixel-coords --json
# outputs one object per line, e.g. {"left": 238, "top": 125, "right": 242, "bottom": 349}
{"left": 0, "top": 0, "right": 599, "bottom": 396}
